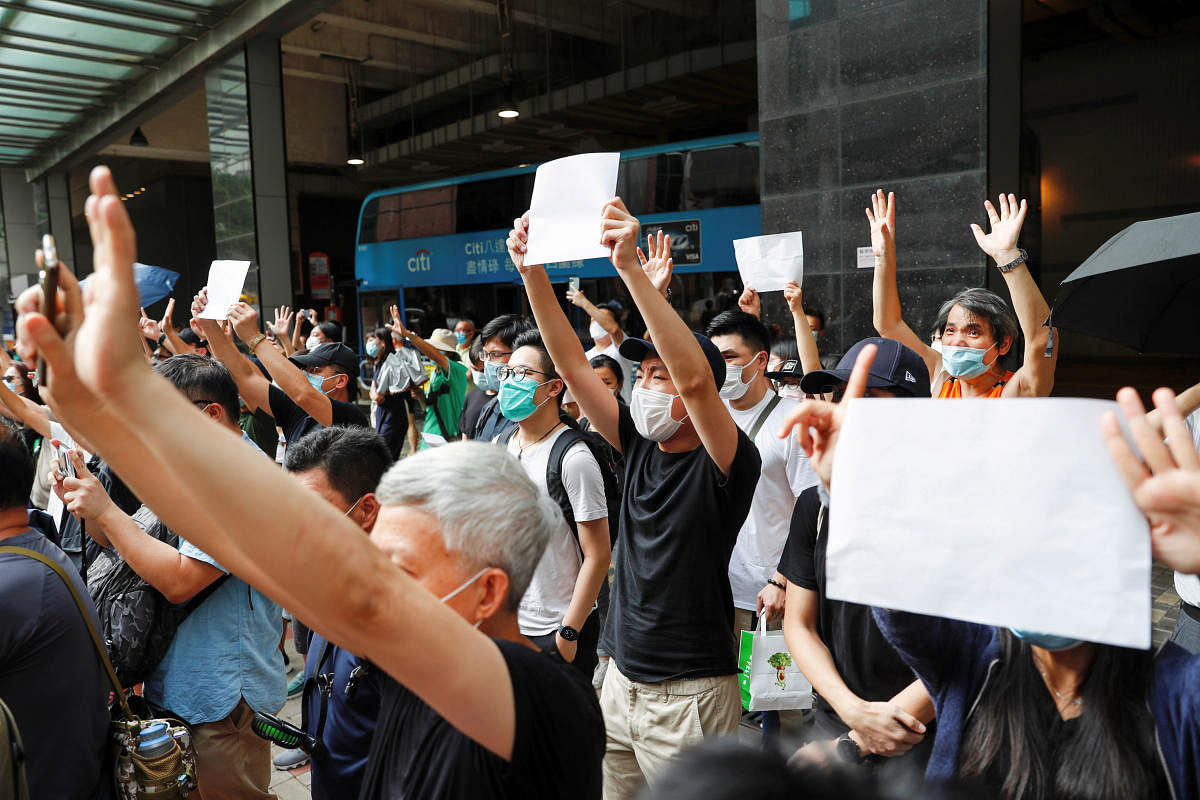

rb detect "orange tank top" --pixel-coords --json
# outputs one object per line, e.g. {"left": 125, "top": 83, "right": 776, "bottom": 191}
{"left": 937, "top": 371, "right": 1015, "bottom": 399}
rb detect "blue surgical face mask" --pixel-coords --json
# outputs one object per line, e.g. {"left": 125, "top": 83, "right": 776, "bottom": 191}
{"left": 480, "top": 361, "right": 503, "bottom": 393}
{"left": 940, "top": 343, "right": 996, "bottom": 379}
{"left": 499, "top": 375, "right": 555, "bottom": 422}
{"left": 307, "top": 372, "right": 336, "bottom": 395}
{"left": 812, "top": 330, "right": 820, "bottom": 342}
{"left": 1010, "top": 628, "right": 1084, "bottom": 651}
{"left": 455, "top": 331, "right": 468, "bottom": 345}
{"left": 2, "top": 379, "right": 15, "bottom": 394}
{"left": 365, "top": 340, "right": 378, "bottom": 358}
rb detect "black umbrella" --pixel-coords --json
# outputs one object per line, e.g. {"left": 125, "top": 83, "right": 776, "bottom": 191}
{"left": 1047, "top": 210, "right": 1200, "bottom": 355}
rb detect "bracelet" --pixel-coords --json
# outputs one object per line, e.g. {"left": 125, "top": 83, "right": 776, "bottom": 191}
{"left": 156, "top": 333, "right": 167, "bottom": 347}
{"left": 665, "top": 287, "right": 673, "bottom": 302}
{"left": 245, "top": 333, "right": 267, "bottom": 352}
{"left": 766, "top": 578, "right": 786, "bottom": 591}
{"left": 996, "top": 248, "right": 1028, "bottom": 274}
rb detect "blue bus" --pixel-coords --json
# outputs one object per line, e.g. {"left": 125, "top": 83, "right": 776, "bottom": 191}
{"left": 353, "top": 132, "right": 761, "bottom": 344}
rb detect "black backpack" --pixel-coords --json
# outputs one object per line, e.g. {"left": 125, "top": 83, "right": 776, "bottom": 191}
{"left": 86, "top": 506, "right": 227, "bottom": 687}
{"left": 503, "top": 423, "right": 622, "bottom": 548}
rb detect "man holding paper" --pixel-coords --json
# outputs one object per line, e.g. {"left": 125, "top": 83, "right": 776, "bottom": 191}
{"left": 507, "top": 198, "right": 760, "bottom": 799}
{"left": 194, "top": 294, "right": 367, "bottom": 444}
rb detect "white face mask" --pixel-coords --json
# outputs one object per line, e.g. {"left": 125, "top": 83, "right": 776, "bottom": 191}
{"left": 630, "top": 386, "right": 687, "bottom": 442}
{"left": 439, "top": 566, "right": 491, "bottom": 629}
{"left": 589, "top": 320, "right": 608, "bottom": 341}
{"left": 777, "top": 385, "right": 805, "bottom": 400}
{"left": 930, "top": 340, "right": 943, "bottom": 354}
{"left": 306, "top": 335, "right": 321, "bottom": 350}
{"left": 718, "top": 352, "right": 764, "bottom": 401}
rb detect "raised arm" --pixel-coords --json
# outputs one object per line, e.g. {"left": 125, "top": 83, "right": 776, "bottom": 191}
{"left": 0, "top": 377, "right": 50, "bottom": 437}
{"left": 868, "top": 191, "right": 939, "bottom": 382}
{"left": 566, "top": 286, "right": 624, "bottom": 344}
{"left": 268, "top": 305, "right": 295, "bottom": 356}
{"left": 386, "top": 306, "right": 449, "bottom": 373}
{"left": 507, "top": 213, "right": 621, "bottom": 450}
{"left": 55, "top": 449, "right": 222, "bottom": 602}
{"left": 971, "top": 194, "right": 1057, "bottom": 397}
{"left": 191, "top": 292, "right": 272, "bottom": 414}
{"left": 157, "top": 299, "right": 191, "bottom": 356}
{"left": 602, "top": 199, "right": 740, "bottom": 475}
{"left": 18, "top": 165, "right": 522, "bottom": 762}
{"left": 1146, "top": 378, "right": 1200, "bottom": 437}
{"left": 783, "top": 281, "right": 823, "bottom": 377}
{"left": 228, "top": 301, "right": 334, "bottom": 426}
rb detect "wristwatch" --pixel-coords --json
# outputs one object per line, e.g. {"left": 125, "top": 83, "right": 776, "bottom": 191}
{"left": 836, "top": 733, "right": 867, "bottom": 765}
{"left": 558, "top": 624, "right": 579, "bottom": 642}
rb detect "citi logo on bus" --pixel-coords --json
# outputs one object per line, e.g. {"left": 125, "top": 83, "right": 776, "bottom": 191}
{"left": 408, "top": 249, "right": 432, "bottom": 272}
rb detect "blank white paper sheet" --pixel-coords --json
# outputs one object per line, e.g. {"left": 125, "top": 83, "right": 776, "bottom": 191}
{"left": 826, "top": 398, "right": 1151, "bottom": 649}
{"left": 197, "top": 260, "right": 252, "bottom": 320}
{"left": 524, "top": 152, "right": 620, "bottom": 266}
{"left": 732, "top": 231, "right": 804, "bottom": 292}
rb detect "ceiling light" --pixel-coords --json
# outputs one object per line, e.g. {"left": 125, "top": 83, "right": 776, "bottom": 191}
{"left": 346, "top": 156, "right": 365, "bottom": 166}
{"left": 129, "top": 127, "right": 149, "bottom": 147}
{"left": 497, "top": 105, "right": 519, "bottom": 119}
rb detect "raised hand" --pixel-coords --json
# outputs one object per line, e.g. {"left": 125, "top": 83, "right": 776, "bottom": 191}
{"left": 778, "top": 344, "right": 877, "bottom": 487}
{"left": 1105, "top": 387, "right": 1200, "bottom": 575}
{"left": 270, "top": 305, "right": 293, "bottom": 338}
{"left": 16, "top": 166, "right": 139, "bottom": 410}
{"left": 783, "top": 280, "right": 804, "bottom": 315}
{"left": 55, "top": 448, "right": 116, "bottom": 523}
{"left": 386, "top": 304, "right": 409, "bottom": 339}
{"left": 137, "top": 307, "right": 162, "bottom": 341}
{"left": 865, "top": 189, "right": 896, "bottom": 260}
{"left": 159, "top": 297, "right": 176, "bottom": 334}
{"left": 971, "top": 193, "right": 1027, "bottom": 263}
{"left": 600, "top": 198, "right": 641, "bottom": 272}
{"left": 227, "top": 302, "right": 261, "bottom": 342}
{"left": 505, "top": 212, "right": 536, "bottom": 274}
{"left": 565, "top": 286, "right": 586, "bottom": 306}
{"left": 636, "top": 229, "right": 673, "bottom": 295}
{"left": 738, "top": 286, "right": 761, "bottom": 318}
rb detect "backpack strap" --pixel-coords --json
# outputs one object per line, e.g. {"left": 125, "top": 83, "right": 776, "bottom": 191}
{"left": 545, "top": 428, "right": 588, "bottom": 546}
{"left": 0, "top": 545, "right": 133, "bottom": 720}
{"left": 0, "top": 696, "right": 29, "bottom": 800}
{"left": 747, "top": 394, "right": 783, "bottom": 441}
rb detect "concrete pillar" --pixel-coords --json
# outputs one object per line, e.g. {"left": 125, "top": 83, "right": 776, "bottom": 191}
{"left": 755, "top": 0, "right": 1020, "bottom": 359}
{"left": 1, "top": 169, "right": 39, "bottom": 338}
{"left": 245, "top": 38, "right": 293, "bottom": 313}
{"left": 46, "top": 172, "right": 77, "bottom": 269}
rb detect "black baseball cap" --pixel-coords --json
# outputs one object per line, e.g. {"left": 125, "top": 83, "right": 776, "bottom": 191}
{"left": 289, "top": 342, "right": 360, "bottom": 380}
{"left": 764, "top": 358, "right": 803, "bottom": 381}
{"left": 799, "top": 337, "right": 929, "bottom": 397}
{"left": 619, "top": 331, "right": 726, "bottom": 392}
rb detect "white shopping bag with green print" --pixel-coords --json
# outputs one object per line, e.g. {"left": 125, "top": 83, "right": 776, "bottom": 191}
{"left": 738, "top": 615, "right": 812, "bottom": 711}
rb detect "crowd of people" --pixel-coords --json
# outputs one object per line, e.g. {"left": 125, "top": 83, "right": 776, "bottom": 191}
{"left": 2, "top": 165, "right": 1199, "bottom": 800}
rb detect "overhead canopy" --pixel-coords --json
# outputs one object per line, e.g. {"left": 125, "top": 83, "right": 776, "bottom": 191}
{"left": 0, "top": 0, "right": 242, "bottom": 166}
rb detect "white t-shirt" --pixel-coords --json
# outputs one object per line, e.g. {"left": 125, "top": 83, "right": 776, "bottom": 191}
{"left": 1174, "top": 410, "right": 1200, "bottom": 607}
{"left": 507, "top": 426, "right": 608, "bottom": 635}
{"left": 586, "top": 336, "right": 637, "bottom": 404}
{"left": 726, "top": 390, "right": 819, "bottom": 609}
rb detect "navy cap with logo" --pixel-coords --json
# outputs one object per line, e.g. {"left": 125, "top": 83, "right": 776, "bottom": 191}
{"left": 289, "top": 342, "right": 360, "bottom": 381}
{"left": 618, "top": 331, "right": 726, "bottom": 391}
{"left": 799, "top": 337, "right": 929, "bottom": 397}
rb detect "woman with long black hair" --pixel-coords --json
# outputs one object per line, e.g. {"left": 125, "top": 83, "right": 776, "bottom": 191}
{"left": 367, "top": 326, "right": 410, "bottom": 459}
{"left": 870, "top": 612, "right": 1196, "bottom": 799}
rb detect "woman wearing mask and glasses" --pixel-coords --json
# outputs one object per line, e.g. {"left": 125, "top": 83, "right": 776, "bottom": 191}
{"left": 869, "top": 189, "right": 1058, "bottom": 399}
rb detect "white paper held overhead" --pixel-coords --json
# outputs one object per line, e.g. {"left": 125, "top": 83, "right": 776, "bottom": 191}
{"left": 732, "top": 231, "right": 804, "bottom": 292}
{"left": 826, "top": 398, "right": 1150, "bottom": 650}
{"left": 197, "top": 260, "right": 252, "bottom": 320}
{"left": 524, "top": 152, "right": 621, "bottom": 266}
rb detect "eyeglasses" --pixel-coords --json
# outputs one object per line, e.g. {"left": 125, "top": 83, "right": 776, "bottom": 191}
{"left": 483, "top": 349, "right": 513, "bottom": 362}
{"left": 496, "top": 365, "right": 548, "bottom": 381}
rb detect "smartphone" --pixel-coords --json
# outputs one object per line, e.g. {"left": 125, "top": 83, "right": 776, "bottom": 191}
{"left": 568, "top": 276, "right": 580, "bottom": 294}
{"left": 36, "top": 234, "right": 60, "bottom": 386}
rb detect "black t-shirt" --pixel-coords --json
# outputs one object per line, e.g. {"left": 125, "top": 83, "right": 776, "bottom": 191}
{"left": 458, "top": 388, "right": 491, "bottom": 440}
{"left": 0, "top": 531, "right": 113, "bottom": 799}
{"left": 600, "top": 404, "right": 761, "bottom": 683}
{"left": 357, "top": 638, "right": 603, "bottom": 799}
{"left": 777, "top": 486, "right": 915, "bottom": 713}
{"left": 269, "top": 384, "right": 369, "bottom": 444}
